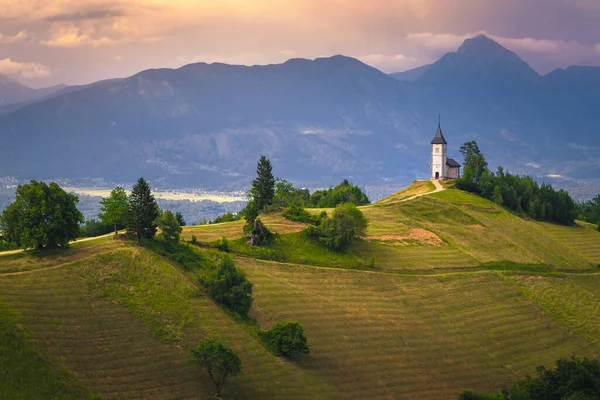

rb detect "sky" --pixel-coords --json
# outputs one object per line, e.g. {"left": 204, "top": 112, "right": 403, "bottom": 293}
{"left": 1, "top": 0, "right": 600, "bottom": 88}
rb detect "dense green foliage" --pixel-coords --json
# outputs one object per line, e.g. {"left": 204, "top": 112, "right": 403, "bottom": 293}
{"left": 98, "top": 187, "right": 128, "bottom": 234}
{"left": 250, "top": 155, "right": 275, "bottom": 212}
{"left": 274, "top": 179, "right": 310, "bottom": 207}
{"left": 282, "top": 206, "right": 324, "bottom": 225}
{"left": 304, "top": 203, "right": 368, "bottom": 252}
{"left": 456, "top": 142, "right": 577, "bottom": 225}
{"left": 0, "top": 180, "right": 83, "bottom": 249}
{"left": 457, "top": 356, "right": 600, "bottom": 400}
{"left": 201, "top": 255, "right": 253, "bottom": 316}
{"left": 211, "top": 212, "right": 242, "bottom": 224}
{"left": 308, "top": 179, "right": 370, "bottom": 208}
{"left": 0, "top": 300, "right": 83, "bottom": 399}
{"left": 246, "top": 218, "right": 276, "bottom": 246}
{"left": 155, "top": 210, "right": 182, "bottom": 244}
{"left": 78, "top": 219, "right": 113, "bottom": 238}
{"left": 127, "top": 178, "right": 159, "bottom": 245}
{"left": 263, "top": 321, "right": 310, "bottom": 358}
{"left": 577, "top": 194, "right": 600, "bottom": 230}
{"left": 189, "top": 338, "right": 242, "bottom": 396}
{"left": 174, "top": 211, "right": 186, "bottom": 227}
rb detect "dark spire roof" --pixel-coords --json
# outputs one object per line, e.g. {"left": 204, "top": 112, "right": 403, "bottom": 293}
{"left": 431, "top": 118, "right": 447, "bottom": 145}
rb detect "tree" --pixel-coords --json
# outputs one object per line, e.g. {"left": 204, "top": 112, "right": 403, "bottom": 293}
{"left": 264, "top": 321, "right": 310, "bottom": 358}
{"left": 249, "top": 155, "right": 275, "bottom": 212}
{"left": 155, "top": 210, "right": 182, "bottom": 245}
{"left": 275, "top": 178, "right": 295, "bottom": 206}
{"left": 189, "top": 338, "right": 242, "bottom": 396}
{"left": 99, "top": 187, "right": 128, "bottom": 234}
{"left": 127, "top": 178, "right": 159, "bottom": 246}
{"left": 0, "top": 181, "right": 83, "bottom": 250}
{"left": 175, "top": 211, "right": 186, "bottom": 227}
{"left": 201, "top": 255, "right": 253, "bottom": 316}
{"left": 304, "top": 203, "right": 368, "bottom": 252}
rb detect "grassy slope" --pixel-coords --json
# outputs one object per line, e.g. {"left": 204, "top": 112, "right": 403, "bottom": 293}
{"left": 2, "top": 182, "right": 600, "bottom": 399}
{"left": 0, "top": 299, "right": 85, "bottom": 400}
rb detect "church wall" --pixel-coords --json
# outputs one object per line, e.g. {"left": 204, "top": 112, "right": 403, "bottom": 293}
{"left": 448, "top": 167, "right": 460, "bottom": 179}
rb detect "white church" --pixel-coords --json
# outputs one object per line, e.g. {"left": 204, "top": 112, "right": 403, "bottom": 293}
{"left": 430, "top": 121, "right": 461, "bottom": 180}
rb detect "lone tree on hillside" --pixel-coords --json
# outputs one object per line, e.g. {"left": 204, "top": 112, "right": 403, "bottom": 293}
{"left": 249, "top": 155, "right": 275, "bottom": 212}
{"left": 189, "top": 338, "right": 242, "bottom": 397}
{"left": 127, "top": 177, "right": 159, "bottom": 246}
{"left": 264, "top": 321, "right": 310, "bottom": 358}
{"left": 99, "top": 186, "right": 128, "bottom": 234}
{"left": 155, "top": 210, "right": 182, "bottom": 245}
{"left": 0, "top": 180, "right": 83, "bottom": 250}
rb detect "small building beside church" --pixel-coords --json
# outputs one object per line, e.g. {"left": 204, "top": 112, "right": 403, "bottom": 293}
{"left": 430, "top": 122, "right": 461, "bottom": 179}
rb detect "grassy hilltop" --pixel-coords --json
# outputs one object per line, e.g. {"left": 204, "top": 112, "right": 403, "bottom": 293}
{"left": 1, "top": 182, "right": 600, "bottom": 399}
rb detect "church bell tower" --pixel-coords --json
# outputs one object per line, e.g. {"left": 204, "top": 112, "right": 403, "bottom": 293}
{"left": 430, "top": 118, "right": 448, "bottom": 179}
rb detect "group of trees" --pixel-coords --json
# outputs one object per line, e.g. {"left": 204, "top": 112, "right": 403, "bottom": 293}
{"left": 458, "top": 356, "right": 600, "bottom": 400}
{"left": 275, "top": 178, "right": 370, "bottom": 208}
{"left": 577, "top": 195, "right": 600, "bottom": 231}
{"left": 456, "top": 141, "right": 577, "bottom": 225}
{"left": 0, "top": 177, "right": 188, "bottom": 250}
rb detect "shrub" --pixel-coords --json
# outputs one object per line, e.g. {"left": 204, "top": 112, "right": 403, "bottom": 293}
{"left": 201, "top": 255, "right": 253, "bottom": 316}
{"left": 308, "top": 179, "right": 370, "bottom": 208}
{"left": 264, "top": 321, "right": 310, "bottom": 358}
{"left": 79, "top": 219, "right": 114, "bottom": 238}
{"left": 217, "top": 236, "right": 230, "bottom": 252}
{"left": 304, "top": 203, "right": 368, "bottom": 252}
{"left": 189, "top": 338, "right": 242, "bottom": 396}
{"left": 155, "top": 210, "right": 182, "bottom": 244}
{"left": 282, "top": 206, "right": 322, "bottom": 225}
{"left": 211, "top": 212, "right": 242, "bottom": 224}
{"left": 190, "top": 235, "right": 197, "bottom": 244}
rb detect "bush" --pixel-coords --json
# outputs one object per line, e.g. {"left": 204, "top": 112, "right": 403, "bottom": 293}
{"left": 263, "top": 321, "right": 310, "bottom": 358}
{"left": 146, "top": 240, "right": 206, "bottom": 271}
{"left": 201, "top": 255, "right": 253, "bottom": 316}
{"left": 217, "top": 236, "right": 230, "bottom": 252}
{"left": 155, "top": 210, "right": 182, "bottom": 244}
{"left": 304, "top": 203, "right": 368, "bottom": 252}
{"left": 282, "top": 206, "right": 323, "bottom": 225}
{"left": 211, "top": 212, "right": 242, "bottom": 224}
{"left": 190, "top": 235, "right": 197, "bottom": 244}
{"left": 78, "top": 219, "right": 114, "bottom": 238}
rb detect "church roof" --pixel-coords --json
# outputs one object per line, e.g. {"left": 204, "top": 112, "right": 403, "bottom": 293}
{"left": 431, "top": 122, "right": 447, "bottom": 145}
{"left": 446, "top": 158, "right": 461, "bottom": 168}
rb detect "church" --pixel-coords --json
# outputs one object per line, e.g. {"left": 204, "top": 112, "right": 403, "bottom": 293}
{"left": 430, "top": 121, "right": 461, "bottom": 179}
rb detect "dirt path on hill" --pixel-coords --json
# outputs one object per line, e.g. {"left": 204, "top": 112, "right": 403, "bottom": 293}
{"left": 400, "top": 180, "right": 445, "bottom": 202}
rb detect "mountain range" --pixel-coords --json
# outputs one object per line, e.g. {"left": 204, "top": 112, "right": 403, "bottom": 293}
{"left": 0, "top": 34, "right": 598, "bottom": 191}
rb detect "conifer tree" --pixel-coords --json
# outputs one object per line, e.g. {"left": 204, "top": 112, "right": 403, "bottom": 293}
{"left": 127, "top": 177, "right": 159, "bottom": 246}
{"left": 249, "top": 155, "right": 275, "bottom": 212}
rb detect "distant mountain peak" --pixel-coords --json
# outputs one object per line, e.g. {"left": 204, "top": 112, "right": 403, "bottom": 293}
{"left": 457, "top": 34, "right": 514, "bottom": 58}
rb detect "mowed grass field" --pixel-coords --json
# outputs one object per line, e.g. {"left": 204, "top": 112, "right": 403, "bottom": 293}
{"left": 239, "top": 258, "right": 599, "bottom": 399}
{"left": 2, "top": 182, "right": 600, "bottom": 399}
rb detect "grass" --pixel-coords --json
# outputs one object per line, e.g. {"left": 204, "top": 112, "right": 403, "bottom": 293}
{"left": 0, "top": 237, "right": 125, "bottom": 274}
{"left": 376, "top": 180, "right": 436, "bottom": 205}
{"left": 67, "top": 248, "right": 197, "bottom": 342}
{"left": 503, "top": 274, "right": 600, "bottom": 350}
{"left": 3, "top": 182, "right": 600, "bottom": 399}
{"left": 238, "top": 258, "right": 599, "bottom": 399}
{"left": 0, "top": 299, "right": 85, "bottom": 400}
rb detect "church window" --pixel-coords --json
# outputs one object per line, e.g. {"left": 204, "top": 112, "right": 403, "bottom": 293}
{"left": 435, "top": 148, "right": 439, "bottom": 153}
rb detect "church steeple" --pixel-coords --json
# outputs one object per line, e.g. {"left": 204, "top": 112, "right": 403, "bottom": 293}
{"left": 431, "top": 117, "right": 447, "bottom": 145}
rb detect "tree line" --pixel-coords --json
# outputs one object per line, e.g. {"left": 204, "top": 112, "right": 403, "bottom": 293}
{"left": 456, "top": 141, "right": 578, "bottom": 226}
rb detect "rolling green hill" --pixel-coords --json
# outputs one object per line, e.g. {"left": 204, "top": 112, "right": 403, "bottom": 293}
{"left": 1, "top": 182, "right": 599, "bottom": 399}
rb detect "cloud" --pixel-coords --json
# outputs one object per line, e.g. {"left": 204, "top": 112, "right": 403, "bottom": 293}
{"left": 0, "top": 30, "right": 31, "bottom": 43}
{"left": 568, "top": 143, "right": 597, "bottom": 151}
{"left": 405, "top": 32, "right": 476, "bottom": 52}
{"left": 43, "top": 24, "right": 116, "bottom": 47}
{"left": 526, "top": 162, "right": 541, "bottom": 168}
{"left": 356, "top": 54, "right": 421, "bottom": 71}
{"left": 0, "top": 58, "right": 51, "bottom": 79}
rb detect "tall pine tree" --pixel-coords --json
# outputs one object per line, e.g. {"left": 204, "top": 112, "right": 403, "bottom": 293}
{"left": 250, "top": 155, "right": 275, "bottom": 212}
{"left": 127, "top": 177, "right": 159, "bottom": 245}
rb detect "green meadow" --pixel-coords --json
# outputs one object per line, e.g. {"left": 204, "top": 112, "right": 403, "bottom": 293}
{"left": 1, "top": 182, "right": 600, "bottom": 399}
